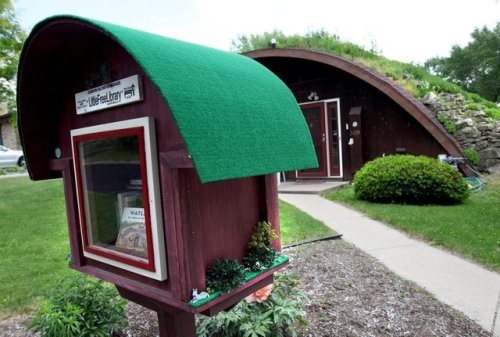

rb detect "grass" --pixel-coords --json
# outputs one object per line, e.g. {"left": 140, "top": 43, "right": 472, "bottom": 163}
{"left": 0, "top": 177, "right": 77, "bottom": 319}
{"left": 0, "top": 177, "right": 334, "bottom": 318}
{"left": 236, "top": 30, "right": 500, "bottom": 119}
{"left": 324, "top": 178, "right": 500, "bottom": 271}
{"left": 279, "top": 200, "right": 336, "bottom": 245}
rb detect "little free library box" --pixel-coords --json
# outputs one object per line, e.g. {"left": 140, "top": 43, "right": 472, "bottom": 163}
{"left": 17, "top": 16, "right": 317, "bottom": 335}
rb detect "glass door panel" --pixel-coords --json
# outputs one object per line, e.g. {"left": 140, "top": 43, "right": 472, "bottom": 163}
{"left": 71, "top": 117, "right": 167, "bottom": 281}
{"left": 298, "top": 103, "right": 328, "bottom": 177}
{"left": 328, "top": 102, "right": 341, "bottom": 176}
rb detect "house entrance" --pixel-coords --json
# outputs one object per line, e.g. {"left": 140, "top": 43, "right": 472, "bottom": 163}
{"left": 297, "top": 99, "right": 343, "bottom": 178}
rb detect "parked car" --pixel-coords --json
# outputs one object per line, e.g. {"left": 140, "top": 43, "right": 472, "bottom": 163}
{"left": 0, "top": 145, "right": 25, "bottom": 168}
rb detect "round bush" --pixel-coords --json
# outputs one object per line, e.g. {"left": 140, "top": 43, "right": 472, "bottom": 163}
{"left": 353, "top": 155, "right": 469, "bottom": 205}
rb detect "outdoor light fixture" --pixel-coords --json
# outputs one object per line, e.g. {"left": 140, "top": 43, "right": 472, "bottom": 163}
{"left": 307, "top": 91, "right": 319, "bottom": 101}
{"left": 271, "top": 38, "right": 277, "bottom": 48}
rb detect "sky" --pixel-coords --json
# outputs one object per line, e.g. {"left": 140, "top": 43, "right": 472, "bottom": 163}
{"left": 14, "top": 0, "right": 500, "bottom": 64}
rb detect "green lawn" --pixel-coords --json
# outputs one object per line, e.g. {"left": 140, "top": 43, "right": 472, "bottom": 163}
{"left": 279, "top": 200, "right": 336, "bottom": 245}
{"left": 0, "top": 177, "right": 77, "bottom": 319}
{"left": 0, "top": 177, "right": 334, "bottom": 318}
{"left": 324, "top": 178, "right": 500, "bottom": 271}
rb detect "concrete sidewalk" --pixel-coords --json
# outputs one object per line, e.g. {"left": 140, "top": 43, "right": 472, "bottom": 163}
{"left": 280, "top": 193, "right": 500, "bottom": 336}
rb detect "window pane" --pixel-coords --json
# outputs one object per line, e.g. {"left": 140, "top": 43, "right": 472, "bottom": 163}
{"left": 79, "top": 135, "right": 148, "bottom": 260}
{"left": 330, "top": 109, "right": 340, "bottom": 167}
{"left": 301, "top": 107, "right": 323, "bottom": 173}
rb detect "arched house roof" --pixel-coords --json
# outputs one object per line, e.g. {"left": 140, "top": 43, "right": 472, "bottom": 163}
{"left": 245, "top": 48, "right": 465, "bottom": 159}
{"left": 17, "top": 17, "right": 317, "bottom": 183}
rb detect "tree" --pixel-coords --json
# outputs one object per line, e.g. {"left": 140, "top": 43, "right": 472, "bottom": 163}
{"left": 425, "top": 23, "right": 500, "bottom": 102}
{"left": 0, "top": 0, "right": 26, "bottom": 125}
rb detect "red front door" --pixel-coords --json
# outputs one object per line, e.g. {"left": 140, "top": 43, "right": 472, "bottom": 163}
{"left": 297, "top": 102, "right": 328, "bottom": 177}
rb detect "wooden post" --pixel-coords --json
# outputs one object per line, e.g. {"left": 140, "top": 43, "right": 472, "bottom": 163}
{"left": 117, "top": 286, "right": 197, "bottom": 337}
{"left": 265, "top": 174, "right": 280, "bottom": 251}
{"left": 157, "top": 310, "right": 196, "bottom": 337}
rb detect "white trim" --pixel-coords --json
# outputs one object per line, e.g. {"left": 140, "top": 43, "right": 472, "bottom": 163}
{"left": 70, "top": 117, "right": 167, "bottom": 281}
{"left": 298, "top": 98, "right": 343, "bottom": 179}
{"left": 326, "top": 98, "right": 344, "bottom": 178}
{"left": 323, "top": 102, "right": 331, "bottom": 175}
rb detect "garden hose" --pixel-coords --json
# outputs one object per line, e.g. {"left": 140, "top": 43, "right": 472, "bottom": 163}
{"left": 438, "top": 155, "right": 485, "bottom": 192}
{"left": 464, "top": 176, "right": 483, "bottom": 192}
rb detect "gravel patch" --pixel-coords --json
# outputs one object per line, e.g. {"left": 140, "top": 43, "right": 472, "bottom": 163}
{"left": 0, "top": 240, "right": 490, "bottom": 337}
{"left": 288, "top": 240, "right": 490, "bottom": 337}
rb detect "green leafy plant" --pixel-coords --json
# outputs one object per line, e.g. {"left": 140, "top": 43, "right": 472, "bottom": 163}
{"left": 467, "top": 102, "right": 480, "bottom": 110}
{"left": 243, "top": 221, "right": 278, "bottom": 271}
{"left": 464, "top": 148, "right": 480, "bottom": 166}
{"left": 484, "top": 107, "right": 500, "bottom": 119}
{"left": 206, "top": 259, "right": 246, "bottom": 294}
{"left": 28, "top": 274, "right": 127, "bottom": 337}
{"left": 353, "top": 155, "right": 469, "bottom": 205}
{"left": 197, "top": 273, "right": 308, "bottom": 337}
{"left": 436, "top": 113, "right": 457, "bottom": 135}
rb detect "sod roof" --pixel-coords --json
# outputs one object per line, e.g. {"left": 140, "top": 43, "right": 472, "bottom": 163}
{"left": 19, "top": 16, "right": 317, "bottom": 183}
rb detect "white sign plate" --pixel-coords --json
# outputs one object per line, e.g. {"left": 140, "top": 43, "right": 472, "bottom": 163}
{"left": 121, "top": 207, "right": 145, "bottom": 225}
{"left": 75, "top": 75, "right": 143, "bottom": 115}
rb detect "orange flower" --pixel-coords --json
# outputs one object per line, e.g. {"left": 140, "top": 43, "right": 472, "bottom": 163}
{"left": 245, "top": 284, "right": 273, "bottom": 303}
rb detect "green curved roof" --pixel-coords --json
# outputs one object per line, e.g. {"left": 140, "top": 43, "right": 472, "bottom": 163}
{"left": 34, "top": 16, "right": 317, "bottom": 183}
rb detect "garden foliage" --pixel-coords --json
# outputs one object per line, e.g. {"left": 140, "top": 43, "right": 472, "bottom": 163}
{"left": 353, "top": 155, "right": 469, "bottom": 205}
{"left": 206, "top": 259, "right": 247, "bottom": 294}
{"left": 243, "top": 221, "right": 278, "bottom": 271}
{"left": 206, "top": 221, "right": 279, "bottom": 294}
{"left": 0, "top": 0, "right": 26, "bottom": 125}
{"left": 425, "top": 23, "right": 500, "bottom": 103}
{"left": 464, "top": 148, "right": 480, "bottom": 166}
{"left": 28, "top": 274, "right": 127, "bottom": 337}
{"left": 233, "top": 29, "right": 500, "bottom": 119}
{"left": 197, "top": 273, "right": 308, "bottom": 337}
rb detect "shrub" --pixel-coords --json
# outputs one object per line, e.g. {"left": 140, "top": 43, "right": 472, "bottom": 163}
{"left": 28, "top": 274, "right": 127, "bottom": 337}
{"left": 464, "top": 148, "right": 480, "bottom": 166}
{"left": 243, "top": 221, "right": 278, "bottom": 271}
{"left": 353, "top": 155, "right": 469, "bottom": 205}
{"left": 197, "top": 273, "right": 308, "bottom": 337}
{"left": 206, "top": 259, "right": 246, "bottom": 294}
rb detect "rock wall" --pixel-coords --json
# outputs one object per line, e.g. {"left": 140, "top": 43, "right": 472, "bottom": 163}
{"left": 422, "top": 92, "right": 500, "bottom": 173}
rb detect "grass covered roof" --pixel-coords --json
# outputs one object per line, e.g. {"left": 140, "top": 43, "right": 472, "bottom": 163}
{"left": 21, "top": 16, "right": 317, "bottom": 183}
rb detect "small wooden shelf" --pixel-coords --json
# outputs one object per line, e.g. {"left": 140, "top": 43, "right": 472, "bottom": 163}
{"left": 190, "top": 255, "right": 289, "bottom": 316}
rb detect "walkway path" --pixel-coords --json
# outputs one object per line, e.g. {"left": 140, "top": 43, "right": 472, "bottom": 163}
{"left": 279, "top": 193, "right": 500, "bottom": 337}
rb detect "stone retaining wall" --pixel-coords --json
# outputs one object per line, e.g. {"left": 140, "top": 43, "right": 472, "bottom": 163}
{"left": 422, "top": 92, "right": 500, "bottom": 173}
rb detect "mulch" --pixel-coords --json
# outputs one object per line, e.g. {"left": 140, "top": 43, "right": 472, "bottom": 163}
{"left": 0, "top": 240, "right": 490, "bottom": 337}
